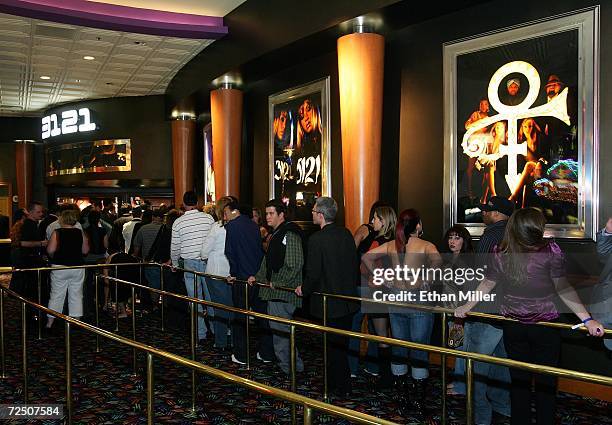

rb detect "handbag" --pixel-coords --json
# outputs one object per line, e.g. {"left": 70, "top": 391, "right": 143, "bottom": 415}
{"left": 448, "top": 322, "right": 464, "bottom": 348}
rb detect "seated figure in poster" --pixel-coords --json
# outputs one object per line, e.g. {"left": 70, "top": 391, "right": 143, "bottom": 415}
{"left": 464, "top": 98, "right": 490, "bottom": 200}
{"left": 475, "top": 120, "right": 506, "bottom": 204}
{"left": 509, "top": 118, "right": 547, "bottom": 207}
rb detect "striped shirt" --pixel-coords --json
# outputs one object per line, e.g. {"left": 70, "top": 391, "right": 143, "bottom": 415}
{"left": 170, "top": 209, "right": 214, "bottom": 265}
{"left": 133, "top": 222, "right": 162, "bottom": 259}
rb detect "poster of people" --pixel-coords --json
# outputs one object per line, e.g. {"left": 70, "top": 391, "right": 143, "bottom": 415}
{"left": 269, "top": 78, "right": 330, "bottom": 221}
{"left": 203, "top": 123, "right": 215, "bottom": 203}
{"left": 444, "top": 10, "right": 598, "bottom": 239}
{"left": 46, "top": 139, "right": 131, "bottom": 176}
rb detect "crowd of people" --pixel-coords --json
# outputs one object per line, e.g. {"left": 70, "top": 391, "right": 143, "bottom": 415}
{"left": 6, "top": 192, "right": 610, "bottom": 424}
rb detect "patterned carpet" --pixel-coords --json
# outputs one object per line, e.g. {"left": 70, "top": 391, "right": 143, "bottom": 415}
{"left": 0, "top": 293, "right": 610, "bottom": 425}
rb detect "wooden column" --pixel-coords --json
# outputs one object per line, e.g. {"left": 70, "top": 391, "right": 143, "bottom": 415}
{"left": 338, "top": 32, "right": 384, "bottom": 232}
{"left": 210, "top": 88, "right": 242, "bottom": 199}
{"left": 171, "top": 119, "right": 196, "bottom": 207}
{"left": 15, "top": 142, "right": 33, "bottom": 209}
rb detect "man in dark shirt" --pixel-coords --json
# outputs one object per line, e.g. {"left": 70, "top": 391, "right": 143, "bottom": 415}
{"left": 462, "top": 196, "right": 513, "bottom": 424}
{"left": 296, "top": 196, "right": 358, "bottom": 395}
{"left": 19, "top": 201, "right": 47, "bottom": 322}
{"left": 225, "top": 198, "right": 273, "bottom": 365}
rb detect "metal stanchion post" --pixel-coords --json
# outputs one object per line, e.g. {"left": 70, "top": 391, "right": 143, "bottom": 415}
{"left": 190, "top": 302, "right": 197, "bottom": 412}
{"left": 147, "top": 352, "right": 154, "bottom": 425}
{"left": 114, "top": 265, "right": 119, "bottom": 332}
{"left": 322, "top": 294, "right": 328, "bottom": 401}
{"left": 290, "top": 325, "right": 297, "bottom": 425}
{"left": 131, "top": 286, "right": 137, "bottom": 376}
{"left": 95, "top": 274, "right": 100, "bottom": 353}
{"left": 37, "top": 270, "right": 42, "bottom": 340}
{"left": 245, "top": 283, "right": 250, "bottom": 370}
{"left": 303, "top": 406, "right": 313, "bottom": 425}
{"left": 441, "top": 312, "right": 448, "bottom": 425}
{"left": 160, "top": 264, "right": 165, "bottom": 332}
{"left": 65, "top": 321, "right": 72, "bottom": 425}
{"left": 193, "top": 271, "right": 198, "bottom": 348}
{"left": 466, "top": 358, "right": 474, "bottom": 425}
{"left": 21, "top": 302, "right": 28, "bottom": 403}
{"left": 0, "top": 288, "right": 5, "bottom": 378}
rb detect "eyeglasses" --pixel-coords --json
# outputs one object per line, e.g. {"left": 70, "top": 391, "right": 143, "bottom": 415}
{"left": 312, "top": 209, "right": 321, "bottom": 214}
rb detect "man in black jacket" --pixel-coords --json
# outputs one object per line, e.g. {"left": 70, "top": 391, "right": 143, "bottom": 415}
{"left": 296, "top": 196, "right": 358, "bottom": 395}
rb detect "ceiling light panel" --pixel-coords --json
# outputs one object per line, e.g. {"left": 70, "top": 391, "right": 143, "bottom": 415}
{"left": 0, "top": 11, "right": 217, "bottom": 115}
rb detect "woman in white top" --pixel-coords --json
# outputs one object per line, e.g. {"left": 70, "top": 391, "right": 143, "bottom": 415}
{"left": 200, "top": 197, "right": 234, "bottom": 349}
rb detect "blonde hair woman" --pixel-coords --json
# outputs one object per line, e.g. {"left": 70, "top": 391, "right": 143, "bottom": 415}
{"left": 200, "top": 196, "right": 234, "bottom": 349}
{"left": 46, "top": 209, "right": 89, "bottom": 330}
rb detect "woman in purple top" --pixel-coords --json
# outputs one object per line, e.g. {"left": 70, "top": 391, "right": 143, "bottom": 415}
{"left": 455, "top": 208, "right": 603, "bottom": 425}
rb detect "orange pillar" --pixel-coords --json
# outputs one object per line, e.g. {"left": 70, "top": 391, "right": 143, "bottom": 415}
{"left": 15, "top": 141, "right": 33, "bottom": 209}
{"left": 338, "top": 32, "right": 385, "bottom": 232}
{"left": 210, "top": 87, "right": 243, "bottom": 199}
{"left": 171, "top": 119, "right": 196, "bottom": 207}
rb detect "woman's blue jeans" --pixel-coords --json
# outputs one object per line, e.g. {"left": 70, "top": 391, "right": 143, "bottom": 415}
{"left": 389, "top": 308, "right": 434, "bottom": 380}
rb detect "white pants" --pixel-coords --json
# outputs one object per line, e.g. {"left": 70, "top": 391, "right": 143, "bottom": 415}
{"left": 48, "top": 268, "right": 85, "bottom": 318}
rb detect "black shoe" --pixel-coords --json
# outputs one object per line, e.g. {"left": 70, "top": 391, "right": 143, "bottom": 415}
{"left": 376, "top": 347, "right": 394, "bottom": 390}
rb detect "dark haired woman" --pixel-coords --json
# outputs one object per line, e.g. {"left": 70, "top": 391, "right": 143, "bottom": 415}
{"left": 455, "top": 208, "right": 603, "bottom": 425}
{"left": 366, "top": 209, "right": 442, "bottom": 415}
{"left": 440, "top": 224, "right": 474, "bottom": 396}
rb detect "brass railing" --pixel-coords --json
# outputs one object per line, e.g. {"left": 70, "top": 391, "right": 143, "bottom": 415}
{"left": 0, "top": 286, "right": 398, "bottom": 425}
{"left": 3, "top": 263, "right": 611, "bottom": 425}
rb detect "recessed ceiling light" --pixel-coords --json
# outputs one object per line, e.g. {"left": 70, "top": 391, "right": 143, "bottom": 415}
{"left": 40, "top": 75, "right": 51, "bottom": 80}
{"left": 83, "top": 55, "right": 95, "bottom": 60}
{"left": 75, "top": 79, "right": 81, "bottom": 83}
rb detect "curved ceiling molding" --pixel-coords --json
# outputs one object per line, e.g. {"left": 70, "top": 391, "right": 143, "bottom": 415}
{"left": 0, "top": 0, "right": 228, "bottom": 39}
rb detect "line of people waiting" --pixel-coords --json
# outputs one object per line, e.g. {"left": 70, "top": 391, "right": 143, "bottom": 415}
{"left": 7, "top": 194, "right": 610, "bottom": 425}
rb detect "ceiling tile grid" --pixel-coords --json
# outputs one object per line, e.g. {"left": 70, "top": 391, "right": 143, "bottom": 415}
{"left": 0, "top": 12, "right": 217, "bottom": 116}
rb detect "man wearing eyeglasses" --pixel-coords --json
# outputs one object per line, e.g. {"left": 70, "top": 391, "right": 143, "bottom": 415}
{"left": 295, "top": 197, "right": 358, "bottom": 396}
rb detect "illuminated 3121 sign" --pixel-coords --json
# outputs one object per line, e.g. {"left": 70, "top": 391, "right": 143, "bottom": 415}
{"left": 41, "top": 108, "right": 97, "bottom": 140}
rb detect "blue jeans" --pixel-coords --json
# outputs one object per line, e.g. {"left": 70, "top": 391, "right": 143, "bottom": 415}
{"left": 183, "top": 259, "right": 213, "bottom": 339}
{"left": 464, "top": 321, "right": 511, "bottom": 424}
{"left": 144, "top": 267, "right": 161, "bottom": 289}
{"left": 389, "top": 309, "right": 434, "bottom": 380}
{"left": 205, "top": 277, "right": 233, "bottom": 348}
{"left": 348, "top": 287, "right": 379, "bottom": 375}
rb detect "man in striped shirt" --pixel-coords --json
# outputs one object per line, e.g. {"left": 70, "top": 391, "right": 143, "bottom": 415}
{"left": 170, "top": 191, "right": 214, "bottom": 342}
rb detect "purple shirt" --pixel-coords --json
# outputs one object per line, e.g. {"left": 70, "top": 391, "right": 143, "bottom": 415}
{"left": 488, "top": 241, "right": 565, "bottom": 323}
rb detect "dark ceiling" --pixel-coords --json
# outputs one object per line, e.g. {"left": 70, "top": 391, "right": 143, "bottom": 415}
{"left": 165, "top": 0, "right": 493, "bottom": 116}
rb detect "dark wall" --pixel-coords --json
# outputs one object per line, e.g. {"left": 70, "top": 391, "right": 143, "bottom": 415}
{"left": 0, "top": 117, "right": 40, "bottom": 143}
{"left": 245, "top": 51, "right": 345, "bottom": 219}
{"left": 43, "top": 95, "right": 172, "bottom": 186}
{"left": 392, "top": 0, "right": 611, "bottom": 244}
{"left": 0, "top": 144, "right": 16, "bottom": 193}
{"left": 245, "top": 0, "right": 610, "bottom": 244}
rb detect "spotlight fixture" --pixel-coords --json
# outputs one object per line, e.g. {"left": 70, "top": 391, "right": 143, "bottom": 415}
{"left": 40, "top": 75, "right": 51, "bottom": 80}
{"left": 83, "top": 55, "right": 95, "bottom": 60}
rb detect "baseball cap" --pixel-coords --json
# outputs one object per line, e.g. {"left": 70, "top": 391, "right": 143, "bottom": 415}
{"left": 479, "top": 196, "right": 515, "bottom": 217}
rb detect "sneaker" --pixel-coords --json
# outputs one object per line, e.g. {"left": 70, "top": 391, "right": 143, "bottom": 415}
{"left": 363, "top": 369, "right": 379, "bottom": 377}
{"left": 231, "top": 354, "right": 246, "bottom": 365}
{"left": 256, "top": 352, "right": 272, "bottom": 363}
{"left": 350, "top": 373, "right": 357, "bottom": 378}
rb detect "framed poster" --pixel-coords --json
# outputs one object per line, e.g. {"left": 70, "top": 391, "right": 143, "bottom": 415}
{"left": 46, "top": 139, "right": 131, "bottom": 176}
{"left": 443, "top": 8, "right": 599, "bottom": 240}
{"left": 269, "top": 78, "right": 331, "bottom": 222}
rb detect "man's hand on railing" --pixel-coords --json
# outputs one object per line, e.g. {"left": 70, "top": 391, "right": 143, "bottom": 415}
{"left": 247, "top": 276, "right": 256, "bottom": 286}
{"left": 227, "top": 275, "right": 236, "bottom": 284}
{"left": 295, "top": 285, "right": 303, "bottom": 297}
